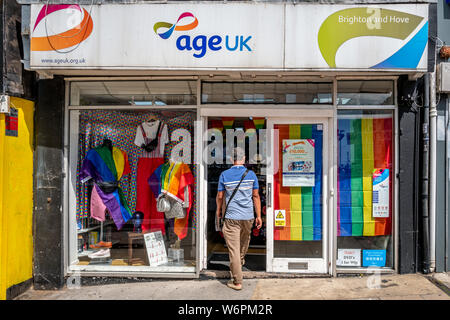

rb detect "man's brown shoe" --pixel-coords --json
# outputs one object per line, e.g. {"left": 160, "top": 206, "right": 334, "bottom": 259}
{"left": 227, "top": 280, "right": 242, "bottom": 290}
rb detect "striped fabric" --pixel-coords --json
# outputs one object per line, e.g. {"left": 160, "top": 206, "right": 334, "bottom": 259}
{"left": 222, "top": 117, "right": 235, "bottom": 130}
{"left": 273, "top": 124, "right": 323, "bottom": 241}
{"left": 337, "top": 117, "right": 392, "bottom": 237}
{"left": 253, "top": 117, "right": 265, "bottom": 130}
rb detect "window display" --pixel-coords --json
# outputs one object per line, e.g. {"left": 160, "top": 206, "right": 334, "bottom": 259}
{"left": 73, "top": 109, "right": 197, "bottom": 272}
{"left": 336, "top": 110, "right": 393, "bottom": 269}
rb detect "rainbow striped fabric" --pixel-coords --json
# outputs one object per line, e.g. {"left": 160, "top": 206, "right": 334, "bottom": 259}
{"left": 337, "top": 117, "right": 392, "bottom": 237}
{"left": 273, "top": 124, "right": 323, "bottom": 241}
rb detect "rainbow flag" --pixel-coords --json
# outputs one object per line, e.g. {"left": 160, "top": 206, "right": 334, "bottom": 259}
{"left": 337, "top": 117, "right": 392, "bottom": 237}
{"left": 253, "top": 117, "right": 265, "bottom": 130}
{"left": 209, "top": 120, "right": 223, "bottom": 132}
{"left": 273, "top": 124, "right": 323, "bottom": 241}
{"left": 222, "top": 117, "right": 235, "bottom": 129}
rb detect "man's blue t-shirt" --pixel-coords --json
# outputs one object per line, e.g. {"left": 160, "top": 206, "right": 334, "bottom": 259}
{"left": 218, "top": 165, "right": 259, "bottom": 220}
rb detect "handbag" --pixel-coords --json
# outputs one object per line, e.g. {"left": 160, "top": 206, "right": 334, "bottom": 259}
{"left": 157, "top": 194, "right": 186, "bottom": 219}
{"left": 165, "top": 197, "right": 186, "bottom": 219}
{"left": 217, "top": 168, "right": 249, "bottom": 230}
{"left": 97, "top": 181, "right": 119, "bottom": 194}
{"left": 140, "top": 121, "right": 162, "bottom": 153}
{"left": 156, "top": 195, "right": 171, "bottom": 213}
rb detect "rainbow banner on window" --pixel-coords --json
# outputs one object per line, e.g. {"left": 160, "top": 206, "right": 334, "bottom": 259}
{"left": 337, "top": 117, "right": 392, "bottom": 237}
{"left": 273, "top": 124, "right": 323, "bottom": 241}
{"left": 222, "top": 117, "right": 235, "bottom": 129}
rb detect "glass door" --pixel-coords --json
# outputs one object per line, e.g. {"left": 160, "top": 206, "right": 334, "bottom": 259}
{"left": 266, "top": 118, "right": 328, "bottom": 273}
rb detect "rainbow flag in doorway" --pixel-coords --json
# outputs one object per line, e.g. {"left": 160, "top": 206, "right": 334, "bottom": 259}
{"left": 273, "top": 124, "right": 323, "bottom": 241}
{"left": 337, "top": 117, "right": 392, "bottom": 237}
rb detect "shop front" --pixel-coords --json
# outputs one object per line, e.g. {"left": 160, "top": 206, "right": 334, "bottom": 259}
{"left": 25, "top": 2, "right": 431, "bottom": 279}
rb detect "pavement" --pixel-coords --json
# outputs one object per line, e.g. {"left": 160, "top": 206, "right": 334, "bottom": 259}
{"left": 14, "top": 272, "right": 450, "bottom": 300}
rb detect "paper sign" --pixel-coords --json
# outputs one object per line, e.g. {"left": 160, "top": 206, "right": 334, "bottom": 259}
{"left": 337, "top": 249, "right": 361, "bottom": 267}
{"left": 5, "top": 107, "right": 18, "bottom": 137}
{"left": 362, "top": 250, "right": 386, "bottom": 267}
{"left": 144, "top": 231, "right": 168, "bottom": 267}
{"left": 373, "top": 169, "right": 390, "bottom": 218}
{"left": 274, "top": 209, "right": 286, "bottom": 227}
{"left": 282, "top": 139, "right": 315, "bottom": 187}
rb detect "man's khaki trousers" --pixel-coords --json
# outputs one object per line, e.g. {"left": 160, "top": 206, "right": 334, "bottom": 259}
{"left": 222, "top": 218, "right": 254, "bottom": 285}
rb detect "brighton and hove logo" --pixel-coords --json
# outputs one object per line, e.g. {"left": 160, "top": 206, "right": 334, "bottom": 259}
{"left": 153, "top": 12, "right": 252, "bottom": 58}
{"left": 318, "top": 8, "right": 428, "bottom": 69}
{"left": 31, "top": 4, "right": 93, "bottom": 52}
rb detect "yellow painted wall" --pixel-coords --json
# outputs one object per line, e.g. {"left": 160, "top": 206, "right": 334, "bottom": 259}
{"left": 0, "top": 97, "right": 34, "bottom": 300}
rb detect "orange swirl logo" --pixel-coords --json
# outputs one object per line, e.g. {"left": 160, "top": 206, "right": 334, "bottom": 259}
{"left": 31, "top": 4, "right": 93, "bottom": 52}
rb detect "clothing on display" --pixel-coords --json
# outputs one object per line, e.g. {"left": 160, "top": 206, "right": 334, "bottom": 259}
{"left": 135, "top": 120, "right": 169, "bottom": 234}
{"left": 134, "top": 120, "right": 169, "bottom": 158}
{"left": 80, "top": 141, "right": 132, "bottom": 230}
{"left": 148, "top": 161, "right": 194, "bottom": 240}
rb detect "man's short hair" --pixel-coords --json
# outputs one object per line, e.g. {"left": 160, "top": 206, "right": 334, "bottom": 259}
{"left": 232, "top": 147, "right": 245, "bottom": 162}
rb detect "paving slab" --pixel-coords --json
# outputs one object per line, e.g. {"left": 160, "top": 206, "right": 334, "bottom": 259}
{"left": 251, "top": 274, "right": 450, "bottom": 300}
{"left": 15, "top": 279, "right": 258, "bottom": 300}
{"left": 14, "top": 273, "right": 450, "bottom": 300}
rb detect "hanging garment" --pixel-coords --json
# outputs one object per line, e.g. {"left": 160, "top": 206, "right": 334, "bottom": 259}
{"left": 80, "top": 144, "right": 132, "bottom": 230}
{"left": 135, "top": 121, "right": 169, "bottom": 233}
{"left": 136, "top": 157, "right": 165, "bottom": 233}
{"left": 134, "top": 120, "right": 169, "bottom": 158}
{"left": 90, "top": 183, "right": 107, "bottom": 222}
{"left": 148, "top": 162, "right": 194, "bottom": 240}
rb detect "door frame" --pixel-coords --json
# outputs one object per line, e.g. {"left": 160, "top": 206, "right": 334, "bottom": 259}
{"left": 266, "top": 117, "right": 333, "bottom": 274}
{"left": 199, "top": 108, "right": 334, "bottom": 274}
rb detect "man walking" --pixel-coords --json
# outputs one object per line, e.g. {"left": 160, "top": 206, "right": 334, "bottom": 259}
{"left": 216, "top": 147, "right": 262, "bottom": 290}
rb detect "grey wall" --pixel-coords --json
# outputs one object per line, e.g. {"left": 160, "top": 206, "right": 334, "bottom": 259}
{"left": 436, "top": 0, "right": 450, "bottom": 272}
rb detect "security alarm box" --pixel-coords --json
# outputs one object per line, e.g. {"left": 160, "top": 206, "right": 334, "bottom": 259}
{"left": 0, "top": 95, "right": 10, "bottom": 113}
{"left": 438, "top": 62, "right": 450, "bottom": 93}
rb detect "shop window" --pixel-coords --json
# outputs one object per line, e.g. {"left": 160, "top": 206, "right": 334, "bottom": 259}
{"left": 337, "top": 80, "right": 394, "bottom": 105}
{"left": 70, "top": 81, "right": 197, "bottom": 106}
{"left": 336, "top": 110, "right": 394, "bottom": 269}
{"left": 201, "top": 82, "right": 332, "bottom": 104}
{"left": 71, "top": 109, "right": 197, "bottom": 273}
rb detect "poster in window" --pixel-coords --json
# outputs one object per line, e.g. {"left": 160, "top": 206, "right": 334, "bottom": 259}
{"left": 372, "top": 169, "right": 389, "bottom": 218}
{"left": 282, "top": 139, "right": 315, "bottom": 187}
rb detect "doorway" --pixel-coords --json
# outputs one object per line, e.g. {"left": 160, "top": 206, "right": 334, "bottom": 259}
{"left": 206, "top": 117, "right": 267, "bottom": 271}
{"left": 203, "top": 114, "right": 331, "bottom": 274}
{"left": 266, "top": 118, "right": 329, "bottom": 273}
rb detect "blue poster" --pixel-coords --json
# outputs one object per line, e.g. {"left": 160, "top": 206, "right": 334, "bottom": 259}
{"left": 362, "top": 250, "right": 386, "bottom": 267}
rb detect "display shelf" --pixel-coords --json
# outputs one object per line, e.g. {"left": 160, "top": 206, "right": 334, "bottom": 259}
{"left": 77, "top": 220, "right": 114, "bottom": 234}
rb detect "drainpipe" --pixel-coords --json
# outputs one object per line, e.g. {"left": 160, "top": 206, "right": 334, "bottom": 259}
{"left": 422, "top": 73, "right": 431, "bottom": 274}
{"left": 429, "top": 70, "right": 437, "bottom": 273}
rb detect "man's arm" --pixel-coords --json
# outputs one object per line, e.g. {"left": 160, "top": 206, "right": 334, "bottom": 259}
{"left": 252, "top": 189, "right": 262, "bottom": 229}
{"left": 216, "top": 191, "right": 225, "bottom": 218}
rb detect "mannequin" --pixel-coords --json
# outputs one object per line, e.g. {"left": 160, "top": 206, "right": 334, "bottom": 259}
{"left": 102, "top": 138, "right": 113, "bottom": 151}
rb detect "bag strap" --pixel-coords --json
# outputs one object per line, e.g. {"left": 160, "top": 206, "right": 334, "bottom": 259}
{"left": 140, "top": 124, "right": 148, "bottom": 143}
{"left": 223, "top": 168, "right": 249, "bottom": 219}
{"left": 157, "top": 121, "right": 163, "bottom": 138}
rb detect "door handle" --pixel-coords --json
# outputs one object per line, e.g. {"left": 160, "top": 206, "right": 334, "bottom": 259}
{"left": 267, "top": 182, "right": 272, "bottom": 208}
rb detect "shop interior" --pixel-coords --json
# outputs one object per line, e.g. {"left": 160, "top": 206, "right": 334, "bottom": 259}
{"left": 206, "top": 117, "right": 267, "bottom": 271}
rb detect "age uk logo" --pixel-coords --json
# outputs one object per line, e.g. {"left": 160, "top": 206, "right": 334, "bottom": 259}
{"left": 153, "top": 12, "right": 252, "bottom": 58}
{"left": 31, "top": 4, "right": 93, "bottom": 52}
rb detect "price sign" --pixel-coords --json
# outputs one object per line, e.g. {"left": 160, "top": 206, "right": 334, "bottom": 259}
{"left": 144, "top": 231, "right": 168, "bottom": 267}
{"left": 337, "top": 249, "right": 361, "bottom": 267}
